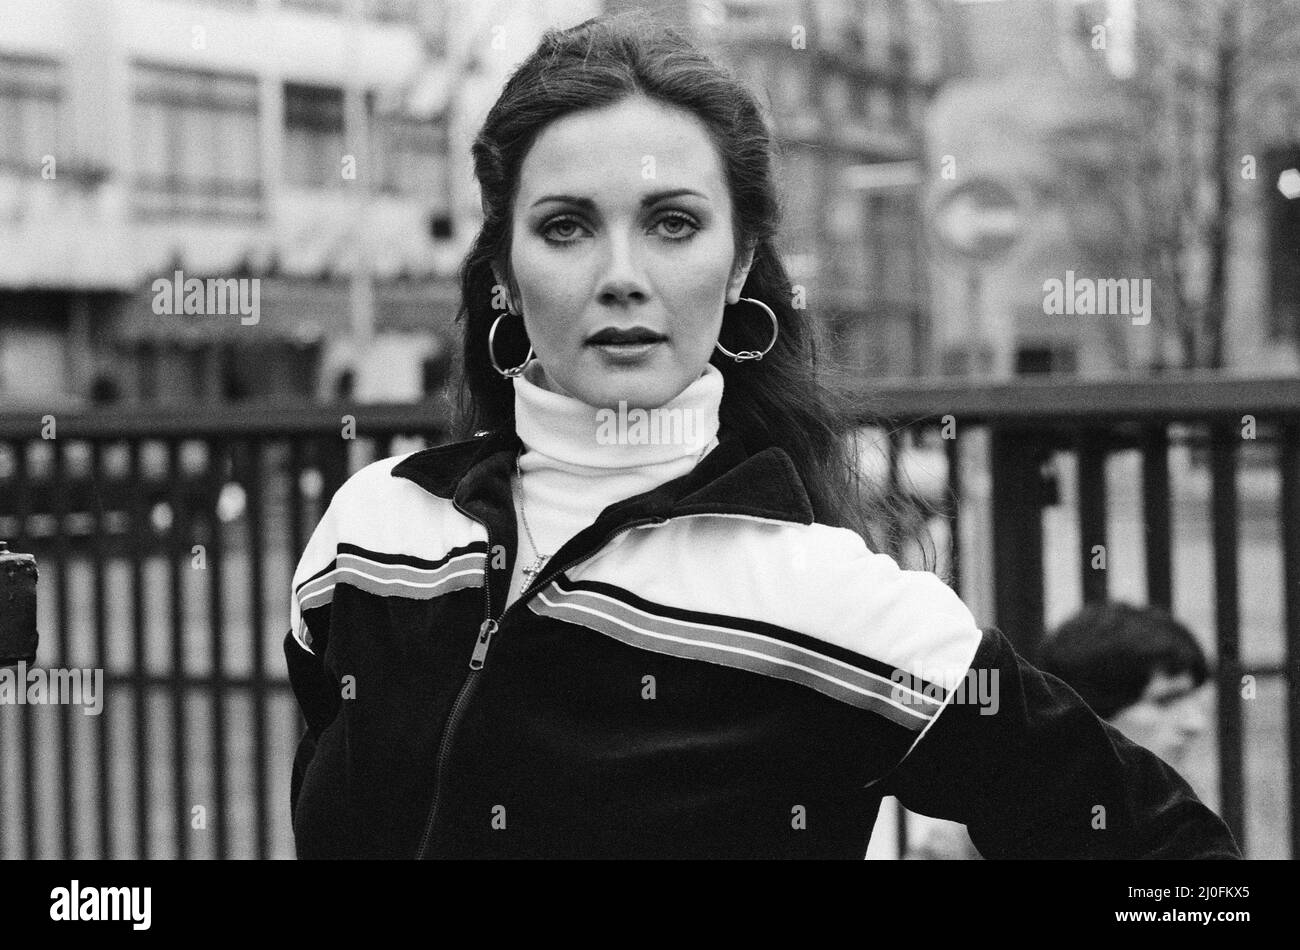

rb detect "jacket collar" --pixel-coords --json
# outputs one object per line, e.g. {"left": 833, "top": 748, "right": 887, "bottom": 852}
{"left": 390, "top": 425, "right": 815, "bottom": 526}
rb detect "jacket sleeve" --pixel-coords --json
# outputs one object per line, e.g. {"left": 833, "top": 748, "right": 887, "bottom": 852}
{"left": 284, "top": 492, "right": 344, "bottom": 819}
{"left": 878, "top": 625, "right": 1241, "bottom": 859}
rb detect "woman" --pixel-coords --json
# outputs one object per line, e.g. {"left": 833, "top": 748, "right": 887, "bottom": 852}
{"left": 283, "top": 14, "right": 1239, "bottom": 859}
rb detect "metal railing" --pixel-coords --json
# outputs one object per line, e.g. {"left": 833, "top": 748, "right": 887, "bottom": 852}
{"left": 861, "top": 374, "right": 1300, "bottom": 859}
{"left": 0, "top": 375, "right": 1296, "bottom": 858}
{"left": 0, "top": 404, "right": 448, "bottom": 858}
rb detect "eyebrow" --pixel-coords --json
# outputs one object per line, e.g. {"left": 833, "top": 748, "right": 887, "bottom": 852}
{"left": 529, "top": 188, "right": 711, "bottom": 210}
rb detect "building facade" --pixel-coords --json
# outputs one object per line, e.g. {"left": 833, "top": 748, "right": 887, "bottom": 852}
{"left": 1, "top": 0, "right": 953, "bottom": 409}
{"left": 0, "top": 0, "right": 477, "bottom": 408}
{"left": 611, "top": 0, "right": 955, "bottom": 380}
{"left": 924, "top": 0, "right": 1300, "bottom": 379}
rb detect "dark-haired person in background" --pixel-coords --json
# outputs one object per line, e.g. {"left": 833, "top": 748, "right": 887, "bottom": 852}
{"left": 906, "top": 601, "right": 1212, "bottom": 860}
{"left": 1042, "top": 602, "right": 1210, "bottom": 774}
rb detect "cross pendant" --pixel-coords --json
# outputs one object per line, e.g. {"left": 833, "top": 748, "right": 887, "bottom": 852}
{"left": 521, "top": 555, "right": 548, "bottom": 584}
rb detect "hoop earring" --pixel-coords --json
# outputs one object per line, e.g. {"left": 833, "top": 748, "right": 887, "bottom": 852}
{"left": 488, "top": 311, "right": 535, "bottom": 378}
{"left": 714, "top": 297, "right": 779, "bottom": 363}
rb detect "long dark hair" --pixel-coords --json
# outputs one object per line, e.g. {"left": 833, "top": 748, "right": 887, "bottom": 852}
{"left": 453, "top": 11, "right": 899, "bottom": 553}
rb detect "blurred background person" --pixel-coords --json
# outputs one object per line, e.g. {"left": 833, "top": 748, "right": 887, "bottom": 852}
{"left": 905, "top": 600, "right": 1212, "bottom": 860}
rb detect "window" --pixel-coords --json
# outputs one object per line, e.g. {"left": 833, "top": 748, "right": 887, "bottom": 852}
{"left": 421, "top": 349, "right": 451, "bottom": 395}
{"left": 1015, "top": 344, "right": 1078, "bottom": 375}
{"left": 284, "top": 83, "right": 345, "bottom": 188}
{"left": 0, "top": 321, "right": 65, "bottom": 398}
{"left": 0, "top": 56, "right": 61, "bottom": 173}
{"left": 372, "top": 109, "right": 446, "bottom": 197}
{"left": 132, "top": 63, "right": 261, "bottom": 217}
{"left": 429, "top": 213, "right": 453, "bottom": 240}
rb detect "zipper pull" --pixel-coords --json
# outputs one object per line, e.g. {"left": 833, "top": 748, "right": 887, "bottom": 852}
{"left": 469, "top": 618, "right": 498, "bottom": 670}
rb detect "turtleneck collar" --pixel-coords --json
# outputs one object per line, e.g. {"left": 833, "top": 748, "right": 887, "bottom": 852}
{"left": 512, "top": 361, "right": 724, "bottom": 470}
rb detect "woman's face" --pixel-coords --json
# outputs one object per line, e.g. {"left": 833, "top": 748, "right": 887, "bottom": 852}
{"left": 494, "top": 94, "right": 755, "bottom": 410}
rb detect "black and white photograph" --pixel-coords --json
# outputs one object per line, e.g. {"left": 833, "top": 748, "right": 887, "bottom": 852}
{"left": 0, "top": 0, "right": 1294, "bottom": 924}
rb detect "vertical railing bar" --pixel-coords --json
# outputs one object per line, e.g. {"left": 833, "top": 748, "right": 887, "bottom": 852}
{"left": 990, "top": 429, "right": 1052, "bottom": 658}
{"left": 885, "top": 427, "right": 903, "bottom": 560}
{"left": 207, "top": 437, "right": 229, "bottom": 859}
{"left": 1141, "top": 425, "right": 1173, "bottom": 610}
{"left": 287, "top": 436, "right": 309, "bottom": 794}
{"left": 129, "top": 439, "right": 149, "bottom": 857}
{"left": 944, "top": 428, "right": 961, "bottom": 596}
{"left": 51, "top": 435, "right": 73, "bottom": 858}
{"left": 1077, "top": 429, "right": 1108, "bottom": 606}
{"left": 12, "top": 439, "right": 36, "bottom": 859}
{"left": 245, "top": 437, "right": 269, "bottom": 859}
{"left": 90, "top": 438, "right": 111, "bottom": 858}
{"left": 288, "top": 437, "right": 306, "bottom": 569}
{"left": 10, "top": 440, "right": 29, "bottom": 552}
{"left": 168, "top": 437, "right": 188, "bottom": 860}
{"left": 321, "top": 430, "right": 349, "bottom": 510}
{"left": 0, "top": 439, "right": 10, "bottom": 859}
{"left": 884, "top": 426, "right": 909, "bottom": 860}
{"left": 1279, "top": 419, "right": 1300, "bottom": 860}
{"left": 1209, "top": 421, "right": 1245, "bottom": 852}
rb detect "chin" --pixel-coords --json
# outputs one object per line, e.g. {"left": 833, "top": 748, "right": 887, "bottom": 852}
{"left": 568, "top": 367, "right": 688, "bottom": 411}
{"left": 581, "top": 382, "right": 677, "bottom": 411}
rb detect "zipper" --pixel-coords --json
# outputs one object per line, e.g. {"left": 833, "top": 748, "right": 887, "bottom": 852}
{"left": 415, "top": 495, "right": 493, "bottom": 860}
{"left": 414, "top": 491, "right": 662, "bottom": 859}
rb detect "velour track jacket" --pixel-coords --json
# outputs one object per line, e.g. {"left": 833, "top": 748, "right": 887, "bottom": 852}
{"left": 283, "top": 426, "right": 1241, "bottom": 859}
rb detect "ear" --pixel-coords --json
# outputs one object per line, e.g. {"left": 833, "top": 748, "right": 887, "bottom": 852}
{"left": 726, "top": 241, "right": 757, "bottom": 305}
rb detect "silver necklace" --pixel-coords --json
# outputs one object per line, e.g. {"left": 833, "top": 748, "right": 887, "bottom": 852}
{"left": 512, "top": 439, "right": 715, "bottom": 585}
{"left": 513, "top": 449, "right": 550, "bottom": 585}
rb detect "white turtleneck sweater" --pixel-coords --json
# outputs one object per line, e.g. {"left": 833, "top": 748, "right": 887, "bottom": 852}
{"left": 506, "top": 360, "right": 724, "bottom": 608}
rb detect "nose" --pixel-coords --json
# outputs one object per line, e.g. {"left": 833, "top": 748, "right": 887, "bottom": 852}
{"left": 596, "top": 228, "right": 649, "bottom": 306}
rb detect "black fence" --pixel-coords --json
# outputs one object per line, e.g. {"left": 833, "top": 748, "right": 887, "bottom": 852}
{"left": 865, "top": 375, "right": 1300, "bottom": 859}
{"left": 0, "top": 375, "right": 1296, "bottom": 858}
{"left": 0, "top": 404, "right": 448, "bottom": 859}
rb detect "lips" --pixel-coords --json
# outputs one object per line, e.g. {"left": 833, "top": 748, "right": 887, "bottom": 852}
{"left": 585, "top": 326, "right": 667, "bottom": 346}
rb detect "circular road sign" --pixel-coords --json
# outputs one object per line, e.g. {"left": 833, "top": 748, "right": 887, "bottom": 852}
{"left": 930, "top": 177, "right": 1028, "bottom": 262}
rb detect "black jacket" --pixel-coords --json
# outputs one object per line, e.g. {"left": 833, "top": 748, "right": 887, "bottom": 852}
{"left": 283, "top": 427, "right": 1241, "bottom": 859}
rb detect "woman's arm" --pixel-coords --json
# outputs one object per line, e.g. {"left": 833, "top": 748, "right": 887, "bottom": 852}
{"left": 878, "top": 626, "right": 1241, "bottom": 859}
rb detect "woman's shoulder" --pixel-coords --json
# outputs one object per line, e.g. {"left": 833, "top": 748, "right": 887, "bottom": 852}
{"left": 296, "top": 442, "right": 488, "bottom": 576}
{"left": 331, "top": 450, "right": 426, "bottom": 504}
{"left": 330, "top": 431, "right": 492, "bottom": 506}
{"left": 318, "top": 441, "right": 481, "bottom": 537}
